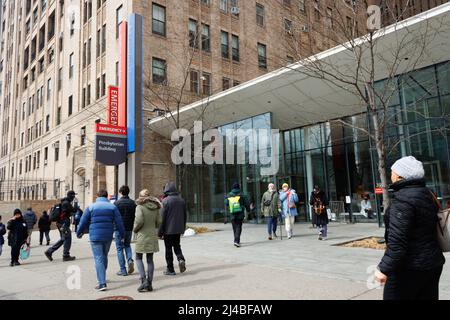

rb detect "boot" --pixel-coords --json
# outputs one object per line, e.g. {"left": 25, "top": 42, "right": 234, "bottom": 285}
{"left": 137, "top": 278, "right": 149, "bottom": 293}
{"left": 147, "top": 281, "right": 153, "bottom": 292}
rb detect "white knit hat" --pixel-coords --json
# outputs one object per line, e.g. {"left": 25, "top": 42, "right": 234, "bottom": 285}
{"left": 391, "top": 156, "right": 425, "bottom": 180}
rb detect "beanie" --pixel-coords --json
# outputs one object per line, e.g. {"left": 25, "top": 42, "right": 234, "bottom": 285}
{"left": 391, "top": 156, "right": 425, "bottom": 180}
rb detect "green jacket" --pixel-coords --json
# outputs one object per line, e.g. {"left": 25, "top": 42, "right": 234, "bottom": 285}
{"left": 224, "top": 188, "right": 250, "bottom": 221}
{"left": 261, "top": 190, "right": 281, "bottom": 217}
{"left": 133, "top": 196, "right": 162, "bottom": 254}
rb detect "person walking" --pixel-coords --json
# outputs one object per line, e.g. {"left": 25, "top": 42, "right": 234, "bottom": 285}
{"left": 279, "top": 184, "right": 299, "bottom": 239}
{"left": 310, "top": 186, "right": 329, "bottom": 240}
{"left": 133, "top": 189, "right": 162, "bottom": 292}
{"left": 114, "top": 185, "right": 137, "bottom": 276}
{"left": 261, "top": 183, "right": 280, "bottom": 240}
{"left": 45, "top": 191, "right": 77, "bottom": 262}
{"left": 375, "top": 156, "right": 445, "bottom": 300}
{"left": 38, "top": 211, "right": 51, "bottom": 246}
{"left": 225, "top": 182, "right": 251, "bottom": 247}
{"left": 23, "top": 207, "right": 37, "bottom": 244}
{"left": 77, "top": 189, "right": 125, "bottom": 292}
{"left": 7, "top": 209, "right": 28, "bottom": 266}
{"left": 159, "top": 182, "right": 187, "bottom": 275}
{"left": 0, "top": 215, "right": 6, "bottom": 256}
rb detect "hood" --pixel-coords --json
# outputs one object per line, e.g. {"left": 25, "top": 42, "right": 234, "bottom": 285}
{"left": 230, "top": 188, "right": 241, "bottom": 195}
{"left": 136, "top": 196, "right": 162, "bottom": 209}
{"left": 24, "top": 211, "right": 34, "bottom": 216}
{"left": 163, "top": 182, "right": 178, "bottom": 195}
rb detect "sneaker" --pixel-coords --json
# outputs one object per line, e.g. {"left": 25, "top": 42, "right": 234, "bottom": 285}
{"left": 179, "top": 260, "right": 186, "bottom": 274}
{"left": 63, "top": 256, "right": 76, "bottom": 262}
{"left": 318, "top": 235, "right": 323, "bottom": 241}
{"left": 234, "top": 243, "right": 241, "bottom": 248}
{"left": 116, "top": 271, "right": 128, "bottom": 276}
{"left": 9, "top": 262, "right": 14, "bottom": 267}
{"left": 268, "top": 236, "right": 273, "bottom": 241}
{"left": 45, "top": 251, "right": 53, "bottom": 262}
{"left": 164, "top": 269, "right": 176, "bottom": 276}
{"left": 95, "top": 284, "right": 107, "bottom": 292}
{"left": 322, "top": 237, "right": 327, "bottom": 241}
{"left": 128, "top": 260, "right": 135, "bottom": 275}
{"left": 46, "top": 242, "right": 50, "bottom": 246}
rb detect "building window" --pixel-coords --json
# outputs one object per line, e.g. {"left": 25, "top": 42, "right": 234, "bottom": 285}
{"left": 87, "top": 38, "right": 92, "bottom": 65}
{"left": 223, "top": 77, "right": 230, "bottom": 90}
{"left": 284, "top": 19, "right": 293, "bottom": 34}
{"left": 190, "top": 70, "right": 199, "bottom": 94}
{"left": 96, "top": 77, "right": 101, "bottom": 99}
{"left": 47, "top": 78, "right": 52, "bottom": 101}
{"left": 116, "top": 5, "right": 123, "bottom": 38}
{"left": 54, "top": 142, "right": 59, "bottom": 162}
{"left": 88, "top": 84, "right": 92, "bottom": 104}
{"left": 102, "top": 24, "right": 106, "bottom": 53}
{"left": 287, "top": 56, "right": 294, "bottom": 64}
{"left": 299, "top": 0, "right": 305, "bottom": 12}
{"left": 220, "top": 0, "right": 228, "bottom": 12}
{"left": 283, "top": 0, "right": 291, "bottom": 7}
{"left": 68, "top": 95, "right": 73, "bottom": 116}
{"left": 232, "top": 35, "right": 239, "bottom": 62}
{"left": 189, "top": 19, "right": 198, "bottom": 48}
{"left": 69, "top": 53, "right": 74, "bottom": 78}
{"left": 44, "top": 147, "right": 48, "bottom": 164}
{"left": 152, "top": 58, "right": 167, "bottom": 85}
{"left": 202, "top": 73, "right": 211, "bottom": 96}
{"left": 97, "top": 29, "right": 101, "bottom": 57}
{"left": 46, "top": 115, "right": 50, "bottom": 132}
{"left": 152, "top": 3, "right": 166, "bottom": 36}
{"left": 57, "top": 107, "right": 61, "bottom": 125}
{"left": 221, "top": 31, "right": 229, "bottom": 59}
{"left": 258, "top": 43, "right": 267, "bottom": 69}
{"left": 81, "top": 127, "right": 86, "bottom": 146}
{"left": 256, "top": 3, "right": 264, "bottom": 26}
{"left": 314, "top": 1, "right": 320, "bottom": 20}
{"left": 58, "top": 68, "right": 63, "bottom": 91}
{"left": 202, "top": 24, "right": 210, "bottom": 52}
{"left": 101, "top": 75, "right": 106, "bottom": 96}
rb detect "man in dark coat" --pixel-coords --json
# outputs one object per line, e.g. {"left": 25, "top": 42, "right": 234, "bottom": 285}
{"left": 309, "top": 186, "right": 329, "bottom": 240}
{"left": 158, "top": 182, "right": 187, "bottom": 276}
{"left": 114, "top": 185, "right": 137, "bottom": 276}
{"left": 7, "top": 209, "right": 29, "bottom": 266}
{"left": 45, "top": 191, "right": 77, "bottom": 262}
{"left": 225, "top": 182, "right": 251, "bottom": 247}
{"left": 23, "top": 207, "right": 37, "bottom": 244}
{"left": 38, "top": 211, "right": 51, "bottom": 246}
{"left": 375, "top": 156, "right": 445, "bottom": 300}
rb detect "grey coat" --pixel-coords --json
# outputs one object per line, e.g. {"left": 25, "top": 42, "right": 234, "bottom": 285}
{"left": 159, "top": 183, "right": 187, "bottom": 236}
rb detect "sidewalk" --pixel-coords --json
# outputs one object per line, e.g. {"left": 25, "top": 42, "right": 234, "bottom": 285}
{"left": 0, "top": 222, "right": 449, "bottom": 300}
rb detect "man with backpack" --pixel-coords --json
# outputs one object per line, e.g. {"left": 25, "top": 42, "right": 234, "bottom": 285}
{"left": 23, "top": 207, "right": 37, "bottom": 244}
{"left": 225, "top": 182, "right": 251, "bottom": 248}
{"left": 45, "top": 191, "right": 77, "bottom": 262}
{"left": 261, "top": 183, "right": 281, "bottom": 241}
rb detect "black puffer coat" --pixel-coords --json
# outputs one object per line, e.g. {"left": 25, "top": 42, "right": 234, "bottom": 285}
{"left": 115, "top": 196, "right": 137, "bottom": 231}
{"left": 378, "top": 179, "right": 445, "bottom": 275}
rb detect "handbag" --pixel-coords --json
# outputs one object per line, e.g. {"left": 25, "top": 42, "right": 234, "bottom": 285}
{"left": 20, "top": 242, "right": 31, "bottom": 260}
{"left": 430, "top": 191, "right": 450, "bottom": 252}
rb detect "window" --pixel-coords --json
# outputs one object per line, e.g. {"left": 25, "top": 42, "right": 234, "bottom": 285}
{"left": 44, "top": 147, "right": 48, "bottom": 164}
{"left": 102, "top": 24, "right": 106, "bottom": 53}
{"left": 54, "top": 142, "right": 59, "bottom": 162}
{"left": 287, "top": 56, "right": 294, "bottom": 64}
{"left": 258, "top": 43, "right": 267, "bottom": 69}
{"left": 37, "top": 151, "right": 40, "bottom": 169}
{"left": 314, "top": 1, "right": 320, "bottom": 20}
{"left": 82, "top": 88, "right": 86, "bottom": 108}
{"left": 232, "top": 35, "right": 239, "bottom": 62}
{"left": 83, "top": 42, "right": 87, "bottom": 68}
{"left": 46, "top": 115, "right": 50, "bottom": 132}
{"left": 190, "top": 70, "right": 199, "bottom": 94}
{"left": 57, "top": 107, "right": 61, "bottom": 125}
{"left": 39, "top": 57, "right": 45, "bottom": 74}
{"left": 283, "top": 0, "right": 291, "bottom": 7}
{"left": 58, "top": 68, "right": 63, "bottom": 91}
{"left": 88, "top": 84, "right": 92, "bottom": 104}
{"left": 66, "top": 135, "right": 71, "bottom": 157}
{"left": 223, "top": 77, "right": 230, "bottom": 90}
{"left": 81, "top": 127, "right": 86, "bottom": 146}
{"left": 326, "top": 7, "right": 333, "bottom": 27}
{"left": 202, "top": 24, "right": 210, "bottom": 52}
{"left": 202, "top": 0, "right": 210, "bottom": 5}
{"left": 233, "top": 80, "right": 240, "bottom": 87}
{"left": 221, "top": 31, "right": 229, "bottom": 59}
{"left": 299, "top": 0, "right": 305, "bottom": 11}
{"left": 284, "top": 19, "right": 293, "bottom": 34}
{"left": 116, "top": 62, "right": 119, "bottom": 85}
{"left": 97, "top": 29, "right": 101, "bottom": 57}
{"left": 220, "top": 0, "right": 228, "bottom": 12}
{"left": 47, "top": 78, "right": 52, "bottom": 101}
{"left": 68, "top": 95, "right": 73, "bottom": 116}
{"left": 256, "top": 3, "right": 265, "bottom": 26}
{"left": 202, "top": 73, "right": 211, "bottom": 96}
{"left": 69, "top": 53, "right": 74, "bottom": 78}
{"left": 189, "top": 19, "right": 198, "bottom": 48}
{"left": 87, "top": 38, "right": 91, "bottom": 65}
{"left": 96, "top": 77, "right": 101, "bottom": 99}
{"left": 152, "top": 58, "right": 167, "bottom": 84}
{"left": 116, "top": 5, "right": 123, "bottom": 38}
{"left": 48, "top": 47, "right": 54, "bottom": 64}
{"left": 101, "top": 75, "right": 106, "bottom": 96}
{"left": 152, "top": 3, "right": 166, "bottom": 36}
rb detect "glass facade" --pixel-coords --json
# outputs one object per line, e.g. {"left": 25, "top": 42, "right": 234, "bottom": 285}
{"left": 181, "top": 61, "right": 450, "bottom": 224}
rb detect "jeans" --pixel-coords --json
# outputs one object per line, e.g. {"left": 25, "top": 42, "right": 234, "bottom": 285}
{"left": 47, "top": 226, "right": 72, "bottom": 257}
{"left": 115, "top": 230, "right": 133, "bottom": 273}
{"left": 39, "top": 231, "right": 50, "bottom": 244}
{"left": 266, "top": 216, "right": 278, "bottom": 235}
{"left": 0, "top": 244, "right": 3, "bottom": 256}
{"left": 90, "top": 240, "right": 113, "bottom": 286}
{"left": 164, "top": 234, "right": 185, "bottom": 273}
{"left": 231, "top": 219, "right": 243, "bottom": 244}
{"left": 384, "top": 267, "right": 443, "bottom": 300}
{"left": 317, "top": 224, "right": 328, "bottom": 237}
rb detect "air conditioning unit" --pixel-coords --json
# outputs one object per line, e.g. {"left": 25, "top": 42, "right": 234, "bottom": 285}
{"left": 300, "top": 25, "right": 309, "bottom": 32}
{"left": 66, "top": 134, "right": 71, "bottom": 142}
{"left": 230, "top": 7, "right": 240, "bottom": 15}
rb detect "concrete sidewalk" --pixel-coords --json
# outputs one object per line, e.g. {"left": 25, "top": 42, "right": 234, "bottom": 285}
{"left": 0, "top": 222, "right": 449, "bottom": 300}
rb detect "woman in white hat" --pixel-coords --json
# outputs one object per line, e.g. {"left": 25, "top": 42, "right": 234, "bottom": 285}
{"left": 375, "top": 156, "right": 445, "bottom": 300}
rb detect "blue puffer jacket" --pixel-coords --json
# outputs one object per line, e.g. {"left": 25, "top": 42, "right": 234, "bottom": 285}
{"left": 77, "top": 198, "right": 125, "bottom": 242}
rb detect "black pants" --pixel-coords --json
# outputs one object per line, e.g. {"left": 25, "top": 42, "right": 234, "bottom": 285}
{"left": 47, "top": 225, "right": 72, "bottom": 257}
{"left": 39, "top": 230, "right": 50, "bottom": 244}
{"left": 231, "top": 219, "right": 243, "bottom": 244}
{"left": 164, "top": 234, "right": 185, "bottom": 273}
{"left": 384, "top": 267, "right": 443, "bottom": 300}
{"left": 11, "top": 244, "right": 20, "bottom": 263}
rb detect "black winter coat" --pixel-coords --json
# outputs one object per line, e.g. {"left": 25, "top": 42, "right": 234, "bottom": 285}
{"left": 115, "top": 196, "right": 137, "bottom": 231}
{"left": 310, "top": 191, "right": 329, "bottom": 226}
{"left": 7, "top": 218, "right": 28, "bottom": 247}
{"left": 159, "top": 183, "right": 187, "bottom": 236}
{"left": 38, "top": 214, "right": 51, "bottom": 232}
{"left": 0, "top": 223, "right": 6, "bottom": 245}
{"left": 378, "top": 179, "right": 445, "bottom": 275}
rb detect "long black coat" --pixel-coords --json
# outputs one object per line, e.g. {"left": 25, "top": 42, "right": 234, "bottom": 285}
{"left": 38, "top": 214, "right": 51, "bottom": 232}
{"left": 7, "top": 218, "right": 28, "bottom": 247}
{"left": 159, "top": 183, "right": 187, "bottom": 236}
{"left": 115, "top": 195, "right": 137, "bottom": 232}
{"left": 310, "top": 191, "right": 329, "bottom": 226}
{"left": 378, "top": 179, "right": 445, "bottom": 275}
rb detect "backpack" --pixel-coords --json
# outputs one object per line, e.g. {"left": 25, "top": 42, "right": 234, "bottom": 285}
{"left": 50, "top": 203, "right": 63, "bottom": 222}
{"left": 228, "top": 196, "right": 243, "bottom": 214}
{"left": 430, "top": 191, "right": 450, "bottom": 252}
